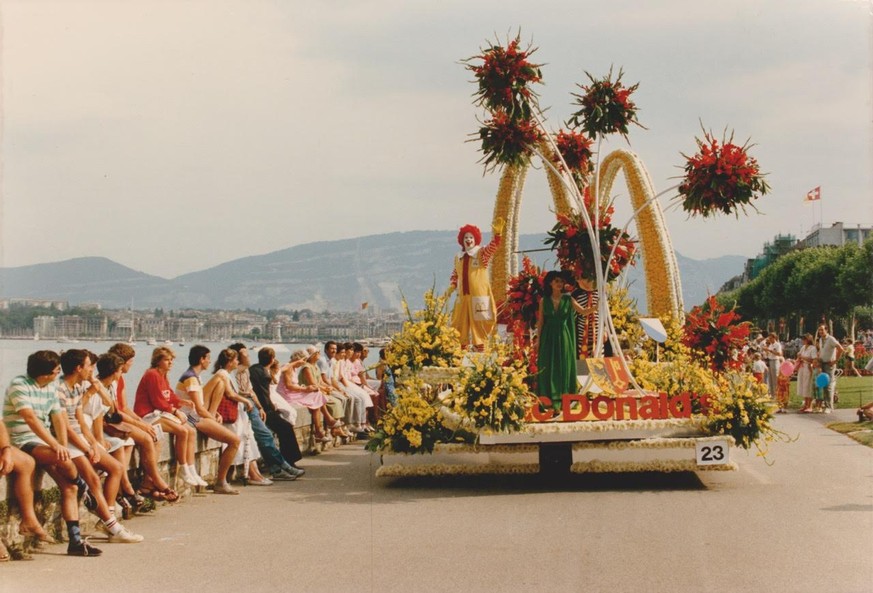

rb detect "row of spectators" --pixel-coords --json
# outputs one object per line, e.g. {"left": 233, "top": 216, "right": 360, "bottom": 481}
{"left": 1, "top": 340, "right": 394, "bottom": 560}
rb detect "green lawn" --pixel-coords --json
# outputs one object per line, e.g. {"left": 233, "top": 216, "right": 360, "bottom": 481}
{"left": 827, "top": 420, "right": 873, "bottom": 448}
{"left": 787, "top": 375, "right": 873, "bottom": 409}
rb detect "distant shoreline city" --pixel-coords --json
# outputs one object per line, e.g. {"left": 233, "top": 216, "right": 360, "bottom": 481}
{"left": 0, "top": 302, "right": 402, "bottom": 344}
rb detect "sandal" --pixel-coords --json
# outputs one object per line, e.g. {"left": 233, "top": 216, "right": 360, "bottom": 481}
{"left": 159, "top": 487, "right": 180, "bottom": 502}
{"left": 137, "top": 487, "right": 167, "bottom": 502}
{"left": 18, "top": 526, "right": 56, "bottom": 545}
{"left": 0, "top": 541, "right": 10, "bottom": 562}
{"left": 116, "top": 494, "right": 133, "bottom": 519}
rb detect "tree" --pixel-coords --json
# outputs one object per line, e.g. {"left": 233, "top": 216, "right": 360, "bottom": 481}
{"left": 730, "top": 239, "right": 873, "bottom": 337}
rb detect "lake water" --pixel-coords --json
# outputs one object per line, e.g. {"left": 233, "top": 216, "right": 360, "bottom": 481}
{"left": 0, "top": 339, "right": 380, "bottom": 390}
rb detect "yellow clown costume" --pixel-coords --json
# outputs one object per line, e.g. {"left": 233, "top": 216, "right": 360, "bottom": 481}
{"left": 449, "top": 220, "right": 503, "bottom": 348}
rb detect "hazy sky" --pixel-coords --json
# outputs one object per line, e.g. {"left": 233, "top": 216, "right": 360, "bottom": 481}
{"left": 1, "top": 0, "right": 871, "bottom": 279}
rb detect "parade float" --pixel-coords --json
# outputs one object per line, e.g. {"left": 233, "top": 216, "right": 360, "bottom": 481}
{"left": 367, "top": 35, "right": 779, "bottom": 477}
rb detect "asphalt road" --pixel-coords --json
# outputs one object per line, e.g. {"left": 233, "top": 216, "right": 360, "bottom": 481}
{"left": 2, "top": 410, "right": 871, "bottom": 593}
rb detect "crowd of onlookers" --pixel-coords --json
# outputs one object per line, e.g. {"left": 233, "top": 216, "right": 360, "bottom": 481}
{"left": 741, "top": 324, "right": 872, "bottom": 416}
{"left": 1, "top": 340, "right": 395, "bottom": 560}
{"left": 4, "top": 325, "right": 869, "bottom": 560}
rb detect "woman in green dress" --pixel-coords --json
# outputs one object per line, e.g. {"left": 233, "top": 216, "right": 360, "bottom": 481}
{"left": 535, "top": 271, "right": 594, "bottom": 412}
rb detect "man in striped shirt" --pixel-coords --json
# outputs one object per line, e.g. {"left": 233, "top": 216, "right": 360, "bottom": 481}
{"left": 2, "top": 350, "right": 101, "bottom": 556}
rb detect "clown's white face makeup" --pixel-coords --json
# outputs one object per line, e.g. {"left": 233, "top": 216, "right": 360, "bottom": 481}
{"left": 463, "top": 232, "right": 475, "bottom": 249}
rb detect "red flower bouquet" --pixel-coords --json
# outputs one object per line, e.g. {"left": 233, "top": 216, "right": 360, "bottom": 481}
{"left": 678, "top": 129, "right": 770, "bottom": 218}
{"left": 477, "top": 110, "right": 543, "bottom": 171}
{"left": 543, "top": 190, "right": 636, "bottom": 283}
{"left": 501, "top": 256, "right": 545, "bottom": 328}
{"left": 683, "top": 296, "right": 751, "bottom": 372}
{"left": 568, "top": 67, "right": 643, "bottom": 140}
{"left": 554, "top": 129, "right": 594, "bottom": 177}
{"left": 464, "top": 34, "right": 542, "bottom": 119}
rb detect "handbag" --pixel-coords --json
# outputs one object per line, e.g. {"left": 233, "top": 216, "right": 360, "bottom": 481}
{"left": 216, "top": 396, "right": 239, "bottom": 424}
{"left": 104, "top": 416, "right": 133, "bottom": 439}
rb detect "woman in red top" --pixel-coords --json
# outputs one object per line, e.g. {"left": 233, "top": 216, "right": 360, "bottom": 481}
{"left": 134, "top": 347, "right": 200, "bottom": 487}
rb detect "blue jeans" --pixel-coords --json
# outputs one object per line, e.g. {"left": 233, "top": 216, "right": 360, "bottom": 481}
{"left": 247, "top": 406, "right": 294, "bottom": 470}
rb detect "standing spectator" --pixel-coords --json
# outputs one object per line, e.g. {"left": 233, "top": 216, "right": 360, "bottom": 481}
{"left": 843, "top": 339, "right": 861, "bottom": 377}
{"left": 750, "top": 353, "right": 767, "bottom": 384}
{"left": 761, "top": 333, "right": 783, "bottom": 399}
{"left": 796, "top": 334, "right": 818, "bottom": 413}
{"left": 249, "top": 347, "right": 304, "bottom": 480}
{"left": 3, "top": 351, "right": 102, "bottom": 556}
{"left": 817, "top": 324, "right": 844, "bottom": 413}
{"left": 375, "top": 348, "right": 397, "bottom": 407}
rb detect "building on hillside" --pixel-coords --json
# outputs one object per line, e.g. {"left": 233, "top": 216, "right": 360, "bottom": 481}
{"left": 1, "top": 298, "right": 68, "bottom": 310}
{"left": 745, "top": 234, "right": 796, "bottom": 280}
{"left": 797, "top": 222, "right": 871, "bottom": 249}
{"left": 33, "top": 314, "right": 108, "bottom": 338}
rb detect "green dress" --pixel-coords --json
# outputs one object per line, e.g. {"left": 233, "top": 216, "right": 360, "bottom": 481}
{"left": 537, "top": 294, "right": 577, "bottom": 411}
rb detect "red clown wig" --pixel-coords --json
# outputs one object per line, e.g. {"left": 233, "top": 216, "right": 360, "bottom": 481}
{"left": 457, "top": 224, "right": 482, "bottom": 247}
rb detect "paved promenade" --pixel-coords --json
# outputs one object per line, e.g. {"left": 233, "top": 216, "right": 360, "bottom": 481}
{"left": 2, "top": 410, "right": 871, "bottom": 593}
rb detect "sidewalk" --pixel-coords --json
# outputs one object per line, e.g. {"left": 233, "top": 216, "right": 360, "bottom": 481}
{"left": 1, "top": 413, "right": 871, "bottom": 593}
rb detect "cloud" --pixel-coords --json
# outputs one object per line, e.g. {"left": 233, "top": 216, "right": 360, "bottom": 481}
{"left": 1, "top": 0, "right": 870, "bottom": 278}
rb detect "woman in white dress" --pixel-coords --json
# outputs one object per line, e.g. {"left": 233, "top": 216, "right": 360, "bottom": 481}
{"left": 795, "top": 334, "right": 818, "bottom": 413}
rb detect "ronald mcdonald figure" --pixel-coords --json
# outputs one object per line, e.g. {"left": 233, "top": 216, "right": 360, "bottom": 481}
{"left": 448, "top": 218, "right": 504, "bottom": 349}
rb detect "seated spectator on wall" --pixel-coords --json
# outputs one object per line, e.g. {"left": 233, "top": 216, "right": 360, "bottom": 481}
{"left": 134, "top": 347, "right": 203, "bottom": 489}
{"left": 276, "top": 350, "right": 338, "bottom": 444}
{"left": 104, "top": 342, "right": 179, "bottom": 502}
{"left": 301, "top": 346, "right": 351, "bottom": 439}
{"left": 175, "top": 345, "right": 241, "bottom": 495}
{"left": 0, "top": 420, "right": 54, "bottom": 557}
{"left": 4, "top": 350, "right": 103, "bottom": 556}
{"left": 327, "top": 342, "right": 368, "bottom": 436}
{"left": 203, "top": 348, "right": 272, "bottom": 485}
{"left": 81, "top": 352, "right": 140, "bottom": 515}
{"left": 57, "top": 349, "right": 143, "bottom": 544}
{"left": 248, "top": 347, "right": 304, "bottom": 480}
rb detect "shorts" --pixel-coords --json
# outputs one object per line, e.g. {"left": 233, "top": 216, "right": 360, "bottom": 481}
{"left": 104, "top": 434, "right": 135, "bottom": 452}
{"left": 183, "top": 410, "right": 201, "bottom": 426}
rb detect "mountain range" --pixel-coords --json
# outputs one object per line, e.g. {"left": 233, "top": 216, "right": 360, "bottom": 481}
{"left": 0, "top": 231, "right": 745, "bottom": 312}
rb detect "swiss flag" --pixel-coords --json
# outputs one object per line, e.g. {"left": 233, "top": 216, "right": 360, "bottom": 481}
{"left": 805, "top": 186, "right": 821, "bottom": 201}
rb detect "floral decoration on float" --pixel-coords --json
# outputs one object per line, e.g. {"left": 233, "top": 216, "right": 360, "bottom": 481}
{"left": 368, "top": 33, "right": 783, "bottom": 476}
{"left": 678, "top": 128, "right": 770, "bottom": 218}
{"left": 543, "top": 188, "right": 637, "bottom": 283}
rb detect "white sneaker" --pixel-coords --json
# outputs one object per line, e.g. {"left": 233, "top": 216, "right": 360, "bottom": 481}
{"left": 180, "top": 467, "right": 200, "bottom": 487}
{"left": 195, "top": 473, "right": 209, "bottom": 487}
{"left": 108, "top": 524, "right": 144, "bottom": 543}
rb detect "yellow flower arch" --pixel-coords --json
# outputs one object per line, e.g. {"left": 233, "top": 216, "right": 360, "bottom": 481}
{"left": 489, "top": 143, "right": 684, "bottom": 322}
